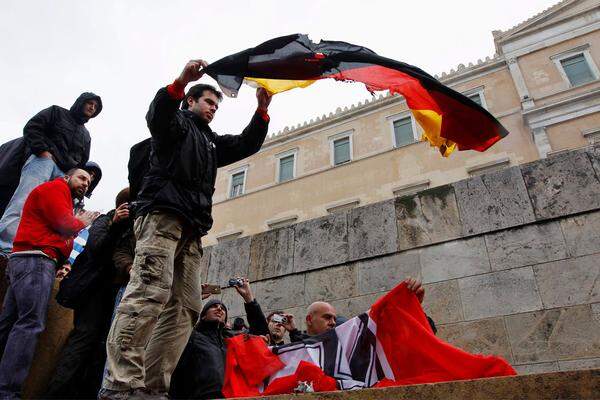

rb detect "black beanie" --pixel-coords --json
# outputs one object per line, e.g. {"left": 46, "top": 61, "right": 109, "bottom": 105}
{"left": 200, "top": 299, "right": 228, "bottom": 321}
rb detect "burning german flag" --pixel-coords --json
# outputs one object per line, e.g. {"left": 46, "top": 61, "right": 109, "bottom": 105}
{"left": 204, "top": 34, "right": 508, "bottom": 156}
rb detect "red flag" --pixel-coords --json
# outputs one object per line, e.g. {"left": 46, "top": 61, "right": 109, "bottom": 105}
{"left": 222, "top": 283, "right": 516, "bottom": 398}
{"left": 221, "top": 335, "right": 285, "bottom": 398}
{"left": 263, "top": 361, "right": 337, "bottom": 396}
{"left": 370, "top": 283, "right": 516, "bottom": 386}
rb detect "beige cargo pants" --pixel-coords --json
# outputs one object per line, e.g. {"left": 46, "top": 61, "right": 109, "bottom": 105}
{"left": 102, "top": 211, "right": 203, "bottom": 392}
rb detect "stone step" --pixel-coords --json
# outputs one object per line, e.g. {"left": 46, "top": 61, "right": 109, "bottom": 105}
{"left": 239, "top": 369, "right": 599, "bottom": 400}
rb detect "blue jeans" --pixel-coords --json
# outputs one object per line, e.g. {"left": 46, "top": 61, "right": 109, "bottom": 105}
{"left": 0, "top": 155, "right": 64, "bottom": 255}
{"left": 98, "top": 285, "right": 127, "bottom": 396}
{"left": 0, "top": 254, "right": 56, "bottom": 399}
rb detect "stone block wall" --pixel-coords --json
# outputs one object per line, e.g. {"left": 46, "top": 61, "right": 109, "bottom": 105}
{"left": 202, "top": 144, "right": 600, "bottom": 374}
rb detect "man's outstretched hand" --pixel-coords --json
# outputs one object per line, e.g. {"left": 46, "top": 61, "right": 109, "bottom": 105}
{"left": 256, "top": 88, "right": 272, "bottom": 112}
{"left": 234, "top": 277, "right": 255, "bottom": 304}
{"left": 176, "top": 59, "right": 208, "bottom": 86}
{"left": 77, "top": 210, "right": 100, "bottom": 227}
{"left": 404, "top": 277, "right": 425, "bottom": 304}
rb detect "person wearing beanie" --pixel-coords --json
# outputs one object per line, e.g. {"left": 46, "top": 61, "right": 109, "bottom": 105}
{"left": 169, "top": 299, "right": 230, "bottom": 400}
{"left": 73, "top": 161, "right": 103, "bottom": 213}
{"left": 170, "top": 277, "right": 270, "bottom": 400}
{"left": 0, "top": 92, "right": 102, "bottom": 258}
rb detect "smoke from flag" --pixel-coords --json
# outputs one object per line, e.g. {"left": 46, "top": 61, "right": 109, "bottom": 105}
{"left": 204, "top": 34, "right": 509, "bottom": 157}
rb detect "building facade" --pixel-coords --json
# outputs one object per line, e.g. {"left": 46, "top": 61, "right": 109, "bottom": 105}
{"left": 207, "top": 0, "right": 600, "bottom": 245}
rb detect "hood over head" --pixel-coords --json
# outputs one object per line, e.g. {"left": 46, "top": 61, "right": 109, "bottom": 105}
{"left": 69, "top": 92, "right": 103, "bottom": 124}
{"left": 82, "top": 161, "right": 102, "bottom": 198}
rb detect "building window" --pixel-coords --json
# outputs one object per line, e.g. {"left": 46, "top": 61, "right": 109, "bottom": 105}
{"left": 329, "top": 132, "right": 353, "bottom": 166}
{"left": 560, "top": 54, "right": 595, "bottom": 86}
{"left": 552, "top": 45, "right": 599, "bottom": 88}
{"left": 279, "top": 155, "right": 294, "bottom": 182}
{"left": 468, "top": 93, "right": 483, "bottom": 106}
{"left": 333, "top": 137, "right": 351, "bottom": 165}
{"left": 276, "top": 149, "right": 297, "bottom": 183}
{"left": 229, "top": 170, "right": 246, "bottom": 198}
{"left": 463, "top": 87, "right": 487, "bottom": 109}
{"left": 393, "top": 116, "right": 415, "bottom": 147}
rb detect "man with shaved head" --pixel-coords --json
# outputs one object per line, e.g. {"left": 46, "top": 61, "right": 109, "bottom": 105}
{"left": 306, "top": 302, "right": 337, "bottom": 335}
{"left": 290, "top": 278, "right": 432, "bottom": 342}
{"left": 289, "top": 301, "right": 338, "bottom": 342}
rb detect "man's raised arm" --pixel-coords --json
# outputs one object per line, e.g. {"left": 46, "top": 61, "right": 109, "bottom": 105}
{"left": 214, "top": 88, "right": 272, "bottom": 167}
{"left": 146, "top": 59, "right": 208, "bottom": 138}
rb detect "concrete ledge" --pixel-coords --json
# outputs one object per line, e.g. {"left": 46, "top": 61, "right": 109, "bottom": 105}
{"left": 205, "top": 143, "right": 600, "bottom": 284}
{"left": 239, "top": 369, "right": 599, "bottom": 400}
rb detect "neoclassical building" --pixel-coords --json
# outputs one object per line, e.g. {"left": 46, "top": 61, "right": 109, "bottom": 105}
{"left": 206, "top": 0, "right": 600, "bottom": 245}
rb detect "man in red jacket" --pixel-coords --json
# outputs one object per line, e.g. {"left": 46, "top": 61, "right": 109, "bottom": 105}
{"left": 0, "top": 168, "right": 98, "bottom": 399}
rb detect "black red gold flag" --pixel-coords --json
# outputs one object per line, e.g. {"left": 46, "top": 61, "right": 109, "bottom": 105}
{"left": 204, "top": 34, "right": 508, "bottom": 157}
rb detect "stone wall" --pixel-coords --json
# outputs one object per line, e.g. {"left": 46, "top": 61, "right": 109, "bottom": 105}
{"left": 202, "top": 144, "right": 600, "bottom": 374}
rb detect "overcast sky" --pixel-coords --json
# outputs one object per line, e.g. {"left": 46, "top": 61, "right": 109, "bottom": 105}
{"left": 1, "top": 0, "right": 558, "bottom": 212}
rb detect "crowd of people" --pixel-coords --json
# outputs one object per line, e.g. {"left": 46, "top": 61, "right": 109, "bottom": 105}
{"left": 0, "top": 60, "right": 432, "bottom": 400}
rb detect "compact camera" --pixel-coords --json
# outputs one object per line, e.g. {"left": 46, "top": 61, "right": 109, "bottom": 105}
{"left": 227, "top": 278, "right": 244, "bottom": 287}
{"left": 271, "top": 314, "right": 288, "bottom": 324}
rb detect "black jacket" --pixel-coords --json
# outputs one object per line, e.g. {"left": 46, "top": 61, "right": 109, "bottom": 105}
{"left": 170, "top": 300, "right": 269, "bottom": 399}
{"left": 136, "top": 87, "right": 268, "bottom": 234}
{"left": 0, "top": 138, "right": 28, "bottom": 215}
{"left": 23, "top": 92, "right": 102, "bottom": 173}
{"left": 56, "top": 211, "right": 126, "bottom": 309}
{"left": 128, "top": 138, "right": 152, "bottom": 201}
{"left": 0, "top": 93, "right": 102, "bottom": 216}
{"left": 170, "top": 320, "right": 230, "bottom": 400}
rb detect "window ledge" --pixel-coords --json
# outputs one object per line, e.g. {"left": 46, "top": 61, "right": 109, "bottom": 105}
{"left": 583, "top": 127, "right": 600, "bottom": 144}
{"left": 466, "top": 157, "right": 511, "bottom": 176}
{"left": 266, "top": 215, "right": 298, "bottom": 230}
{"left": 567, "top": 78, "right": 599, "bottom": 89}
{"left": 547, "top": 149, "right": 570, "bottom": 157}
{"left": 393, "top": 179, "right": 431, "bottom": 197}
{"left": 325, "top": 198, "right": 361, "bottom": 214}
{"left": 215, "top": 230, "right": 244, "bottom": 243}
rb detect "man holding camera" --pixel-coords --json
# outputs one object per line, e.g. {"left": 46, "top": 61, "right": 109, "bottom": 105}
{"left": 265, "top": 311, "right": 297, "bottom": 346}
{"left": 170, "top": 277, "right": 269, "bottom": 399}
{"left": 100, "top": 59, "right": 272, "bottom": 399}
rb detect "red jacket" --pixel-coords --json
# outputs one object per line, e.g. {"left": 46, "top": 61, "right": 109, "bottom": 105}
{"left": 12, "top": 178, "right": 85, "bottom": 261}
